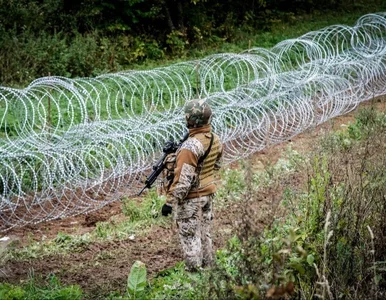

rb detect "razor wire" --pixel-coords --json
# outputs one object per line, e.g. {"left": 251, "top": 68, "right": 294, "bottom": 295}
{"left": 0, "top": 12, "right": 386, "bottom": 230}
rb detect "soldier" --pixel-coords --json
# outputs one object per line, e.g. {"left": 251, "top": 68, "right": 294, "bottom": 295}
{"left": 162, "top": 99, "right": 223, "bottom": 272}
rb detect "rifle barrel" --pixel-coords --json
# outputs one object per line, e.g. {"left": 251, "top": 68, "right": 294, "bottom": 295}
{"left": 137, "top": 185, "right": 147, "bottom": 196}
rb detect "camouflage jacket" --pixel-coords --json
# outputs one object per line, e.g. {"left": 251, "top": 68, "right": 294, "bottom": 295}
{"left": 167, "top": 124, "right": 223, "bottom": 204}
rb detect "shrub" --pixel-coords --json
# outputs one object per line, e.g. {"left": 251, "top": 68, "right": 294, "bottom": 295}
{"left": 207, "top": 108, "right": 386, "bottom": 299}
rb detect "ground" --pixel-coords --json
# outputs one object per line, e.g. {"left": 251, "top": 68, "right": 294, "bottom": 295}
{"left": 0, "top": 97, "right": 385, "bottom": 298}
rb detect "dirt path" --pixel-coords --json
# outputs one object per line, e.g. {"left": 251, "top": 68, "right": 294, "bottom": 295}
{"left": 1, "top": 97, "right": 385, "bottom": 298}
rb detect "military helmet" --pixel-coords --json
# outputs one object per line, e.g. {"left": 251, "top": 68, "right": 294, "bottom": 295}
{"left": 184, "top": 99, "right": 212, "bottom": 128}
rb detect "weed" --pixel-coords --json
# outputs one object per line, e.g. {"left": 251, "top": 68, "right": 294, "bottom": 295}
{"left": 121, "top": 189, "right": 165, "bottom": 221}
{"left": 144, "top": 262, "right": 208, "bottom": 300}
{"left": 202, "top": 109, "right": 386, "bottom": 299}
{"left": 216, "top": 167, "right": 247, "bottom": 207}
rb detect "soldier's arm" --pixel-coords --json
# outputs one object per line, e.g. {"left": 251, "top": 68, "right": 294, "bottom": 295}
{"left": 168, "top": 148, "right": 198, "bottom": 203}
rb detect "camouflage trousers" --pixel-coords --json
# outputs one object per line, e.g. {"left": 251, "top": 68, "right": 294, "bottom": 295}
{"left": 175, "top": 194, "right": 214, "bottom": 271}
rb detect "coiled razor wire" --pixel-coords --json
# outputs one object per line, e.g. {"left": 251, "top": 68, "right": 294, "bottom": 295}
{"left": 0, "top": 13, "right": 386, "bottom": 230}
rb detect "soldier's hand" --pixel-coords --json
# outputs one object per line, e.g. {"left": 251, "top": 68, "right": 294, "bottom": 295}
{"left": 161, "top": 203, "right": 173, "bottom": 216}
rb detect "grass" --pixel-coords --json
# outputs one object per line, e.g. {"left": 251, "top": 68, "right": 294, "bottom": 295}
{"left": 4, "top": 190, "right": 172, "bottom": 261}
{"left": 0, "top": 273, "right": 82, "bottom": 300}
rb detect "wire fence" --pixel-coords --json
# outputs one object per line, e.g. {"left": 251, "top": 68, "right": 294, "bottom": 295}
{"left": 0, "top": 13, "right": 385, "bottom": 230}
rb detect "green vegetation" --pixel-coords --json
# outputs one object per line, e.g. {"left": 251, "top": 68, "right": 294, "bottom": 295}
{"left": 107, "top": 261, "right": 209, "bottom": 300}
{"left": 126, "top": 261, "right": 147, "bottom": 299}
{"left": 188, "top": 108, "right": 386, "bottom": 299}
{"left": 0, "top": 1, "right": 384, "bottom": 198}
{"left": 94, "top": 190, "right": 171, "bottom": 240}
{"left": 0, "top": 0, "right": 385, "bottom": 86}
{"left": 6, "top": 232, "right": 91, "bottom": 261}
{"left": 0, "top": 274, "right": 82, "bottom": 300}
{"left": 107, "top": 260, "right": 148, "bottom": 300}
{"left": 7, "top": 190, "right": 170, "bottom": 260}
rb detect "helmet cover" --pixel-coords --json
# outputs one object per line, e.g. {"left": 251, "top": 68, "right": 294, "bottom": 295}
{"left": 184, "top": 99, "right": 212, "bottom": 128}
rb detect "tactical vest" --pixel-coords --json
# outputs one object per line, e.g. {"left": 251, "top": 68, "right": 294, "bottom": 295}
{"left": 160, "top": 129, "right": 222, "bottom": 199}
{"left": 185, "top": 130, "right": 222, "bottom": 199}
{"left": 192, "top": 132, "right": 220, "bottom": 188}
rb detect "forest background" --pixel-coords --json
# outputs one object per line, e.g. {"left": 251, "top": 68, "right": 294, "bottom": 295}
{"left": 0, "top": 0, "right": 385, "bottom": 86}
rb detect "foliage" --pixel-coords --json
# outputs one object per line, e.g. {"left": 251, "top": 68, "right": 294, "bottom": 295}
{"left": 166, "top": 30, "right": 189, "bottom": 56}
{"left": 1, "top": 0, "right": 384, "bottom": 86}
{"left": 0, "top": 273, "right": 82, "bottom": 300}
{"left": 93, "top": 190, "right": 170, "bottom": 239}
{"left": 121, "top": 189, "right": 165, "bottom": 221}
{"left": 107, "top": 262, "right": 208, "bottom": 299}
{"left": 0, "top": 30, "right": 165, "bottom": 85}
{"left": 215, "top": 167, "right": 247, "bottom": 206}
{"left": 206, "top": 108, "right": 386, "bottom": 299}
{"left": 126, "top": 261, "right": 147, "bottom": 299}
{"left": 315, "top": 108, "right": 386, "bottom": 298}
{"left": 142, "top": 262, "right": 208, "bottom": 300}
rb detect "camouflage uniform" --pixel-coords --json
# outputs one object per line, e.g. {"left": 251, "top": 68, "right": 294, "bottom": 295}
{"left": 176, "top": 194, "right": 214, "bottom": 269}
{"left": 167, "top": 99, "right": 223, "bottom": 271}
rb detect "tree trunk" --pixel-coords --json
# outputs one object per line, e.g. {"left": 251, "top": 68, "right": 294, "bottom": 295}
{"left": 176, "top": 0, "right": 185, "bottom": 33}
{"left": 164, "top": 4, "right": 175, "bottom": 31}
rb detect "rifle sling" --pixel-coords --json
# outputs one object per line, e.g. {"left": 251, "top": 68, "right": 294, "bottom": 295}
{"left": 198, "top": 133, "right": 214, "bottom": 166}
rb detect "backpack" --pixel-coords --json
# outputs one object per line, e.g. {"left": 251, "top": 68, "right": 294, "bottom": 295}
{"left": 159, "top": 134, "right": 214, "bottom": 195}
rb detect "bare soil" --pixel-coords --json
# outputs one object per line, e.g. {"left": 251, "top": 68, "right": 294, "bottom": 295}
{"left": 1, "top": 97, "right": 385, "bottom": 299}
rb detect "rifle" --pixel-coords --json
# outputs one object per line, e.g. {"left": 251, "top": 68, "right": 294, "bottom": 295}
{"left": 137, "top": 131, "right": 189, "bottom": 196}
